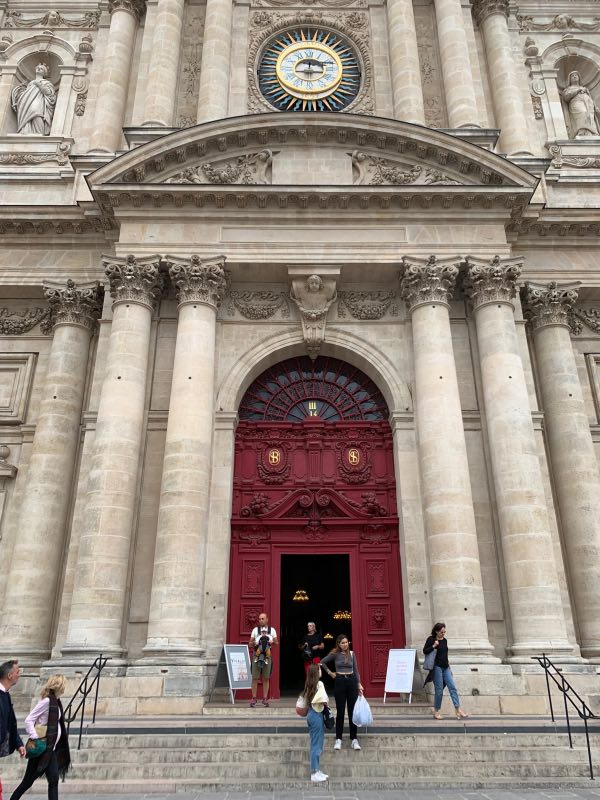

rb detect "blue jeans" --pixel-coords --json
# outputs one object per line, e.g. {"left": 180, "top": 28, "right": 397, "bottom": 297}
{"left": 307, "top": 707, "right": 325, "bottom": 773}
{"left": 432, "top": 666, "right": 460, "bottom": 711}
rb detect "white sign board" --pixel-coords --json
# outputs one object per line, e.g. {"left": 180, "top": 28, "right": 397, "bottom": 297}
{"left": 384, "top": 648, "right": 416, "bottom": 702}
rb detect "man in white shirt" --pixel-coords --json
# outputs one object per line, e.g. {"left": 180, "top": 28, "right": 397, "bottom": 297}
{"left": 248, "top": 612, "right": 278, "bottom": 707}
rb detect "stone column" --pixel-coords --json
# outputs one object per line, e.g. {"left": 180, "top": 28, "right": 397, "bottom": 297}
{"left": 434, "top": 0, "right": 479, "bottom": 127}
{"left": 143, "top": 0, "right": 185, "bottom": 126}
{"left": 196, "top": 0, "right": 232, "bottom": 123}
{"left": 89, "top": 0, "right": 145, "bottom": 152}
{"left": 472, "top": 0, "right": 530, "bottom": 154}
{"left": 0, "top": 281, "right": 102, "bottom": 665}
{"left": 464, "top": 258, "right": 573, "bottom": 661}
{"left": 523, "top": 282, "right": 600, "bottom": 661}
{"left": 62, "top": 255, "right": 163, "bottom": 661}
{"left": 143, "top": 255, "right": 226, "bottom": 661}
{"left": 387, "top": 0, "right": 425, "bottom": 125}
{"left": 400, "top": 256, "right": 494, "bottom": 659}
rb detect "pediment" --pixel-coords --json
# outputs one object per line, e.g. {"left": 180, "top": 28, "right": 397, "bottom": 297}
{"left": 89, "top": 113, "right": 538, "bottom": 207}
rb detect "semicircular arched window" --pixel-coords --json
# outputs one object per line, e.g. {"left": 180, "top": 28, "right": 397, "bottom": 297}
{"left": 239, "top": 356, "right": 388, "bottom": 422}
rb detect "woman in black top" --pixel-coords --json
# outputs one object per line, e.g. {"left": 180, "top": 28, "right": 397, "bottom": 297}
{"left": 300, "top": 622, "right": 325, "bottom": 676}
{"left": 423, "top": 622, "right": 468, "bottom": 720}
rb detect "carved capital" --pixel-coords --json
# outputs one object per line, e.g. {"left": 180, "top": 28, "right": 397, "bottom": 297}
{"left": 290, "top": 274, "right": 337, "bottom": 360}
{"left": 522, "top": 281, "right": 580, "bottom": 332}
{"left": 43, "top": 279, "right": 103, "bottom": 333}
{"left": 108, "top": 0, "right": 146, "bottom": 20}
{"left": 399, "top": 255, "right": 459, "bottom": 312}
{"left": 472, "top": 0, "right": 509, "bottom": 25}
{"left": 103, "top": 254, "right": 163, "bottom": 309}
{"left": 463, "top": 256, "right": 522, "bottom": 310}
{"left": 167, "top": 255, "right": 227, "bottom": 309}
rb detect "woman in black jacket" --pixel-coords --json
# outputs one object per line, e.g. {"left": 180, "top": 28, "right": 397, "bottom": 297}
{"left": 423, "top": 622, "right": 468, "bottom": 720}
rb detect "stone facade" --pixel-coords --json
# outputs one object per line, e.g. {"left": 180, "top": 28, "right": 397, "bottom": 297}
{"left": 1, "top": 0, "right": 600, "bottom": 714}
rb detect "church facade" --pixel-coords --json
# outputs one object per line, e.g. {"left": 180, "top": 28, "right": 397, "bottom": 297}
{"left": 1, "top": 0, "right": 600, "bottom": 713}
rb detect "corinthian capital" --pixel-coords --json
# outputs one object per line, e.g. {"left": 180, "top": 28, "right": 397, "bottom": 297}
{"left": 43, "top": 279, "right": 103, "bottom": 333}
{"left": 472, "top": 0, "right": 509, "bottom": 25}
{"left": 399, "top": 255, "right": 459, "bottom": 312}
{"left": 463, "top": 255, "right": 522, "bottom": 310}
{"left": 522, "top": 281, "right": 580, "bottom": 331}
{"left": 166, "top": 255, "right": 227, "bottom": 309}
{"left": 103, "top": 254, "right": 163, "bottom": 309}
{"left": 108, "top": 0, "right": 146, "bottom": 19}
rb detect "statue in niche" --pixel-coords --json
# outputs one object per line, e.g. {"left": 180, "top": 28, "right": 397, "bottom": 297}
{"left": 11, "top": 63, "right": 56, "bottom": 135}
{"left": 561, "top": 71, "right": 600, "bottom": 138}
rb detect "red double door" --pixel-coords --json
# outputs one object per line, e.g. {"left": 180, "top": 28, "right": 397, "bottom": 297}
{"left": 227, "top": 419, "right": 405, "bottom": 697}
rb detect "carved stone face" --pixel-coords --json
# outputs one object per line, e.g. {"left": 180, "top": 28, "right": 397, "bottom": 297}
{"left": 569, "top": 71, "right": 581, "bottom": 86}
{"left": 307, "top": 275, "right": 322, "bottom": 293}
{"left": 47, "top": 11, "right": 60, "bottom": 25}
{"left": 35, "top": 63, "right": 49, "bottom": 79}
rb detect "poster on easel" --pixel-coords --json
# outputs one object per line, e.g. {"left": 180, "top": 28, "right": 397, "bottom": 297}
{"left": 383, "top": 648, "right": 417, "bottom": 703}
{"left": 212, "top": 644, "right": 253, "bottom": 704}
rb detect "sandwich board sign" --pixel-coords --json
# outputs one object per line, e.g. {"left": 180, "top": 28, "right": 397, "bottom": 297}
{"left": 212, "top": 644, "right": 253, "bottom": 704}
{"left": 384, "top": 648, "right": 417, "bottom": 703}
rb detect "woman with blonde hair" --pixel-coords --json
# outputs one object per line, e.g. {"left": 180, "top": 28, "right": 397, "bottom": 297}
{"left": 301, "top": 663, "right": 329, "bottom": 782}
{"left": 10, "top": 675, "right": 71, "bottom": 800}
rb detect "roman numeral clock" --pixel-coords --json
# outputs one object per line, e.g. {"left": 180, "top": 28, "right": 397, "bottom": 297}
{"left": 258, "top": 28, "right": 362, "bottom": 112}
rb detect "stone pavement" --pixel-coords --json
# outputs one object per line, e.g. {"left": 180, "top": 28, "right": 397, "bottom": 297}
{"left": 15, "top": 790, "right": 600, "bottom": 799}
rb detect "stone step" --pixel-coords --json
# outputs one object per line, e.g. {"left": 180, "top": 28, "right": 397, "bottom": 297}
{"left": 202, "top": 701, "right": 432, "bottom": 716}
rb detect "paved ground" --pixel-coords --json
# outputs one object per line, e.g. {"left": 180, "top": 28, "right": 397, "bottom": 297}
{"left": 12, "top": 791, "right": 600, "bottom": 799}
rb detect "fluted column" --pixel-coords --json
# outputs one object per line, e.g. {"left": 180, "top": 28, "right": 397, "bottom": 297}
{"left": 143, "top": 256, "right": 226, "bottom": 661}
{"left": 0, "top": 281, "right": 102, "bottom": 665}
{"left": 89, "top": 0, "right": 145, "bottom": 152}
{"left": 387, "top": 0, "right": 425, "bottom": 124}
{"left": 472, "top": 0, "right": 531, "bottom": 154}
{"left": 434, "top": 0, "right": 479, "bottom": 127}
{"left": 196, "top": 0, "right": 232, "bottom": 123}
{"left": 62, "top": 255, "right": 163, "bottom": 660}
{"left": 464, "top": 258, "right": 573, "bottom": 661}
{"left": 523, "top": 282, "right": 600, "bottom": 661}
{"left": 142, "top": 0, "right": 185, "bottom": 126}
{"left": 400, "top": 257, "right": 494, "bottom": 659}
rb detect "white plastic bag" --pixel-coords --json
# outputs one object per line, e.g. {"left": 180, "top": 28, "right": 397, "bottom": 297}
{"left": 352, "top": 694, "right": 373, "bottom": 727}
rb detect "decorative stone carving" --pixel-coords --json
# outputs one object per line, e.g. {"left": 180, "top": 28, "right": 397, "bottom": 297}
{"left": 108, "top": 0, "right": 146, "bottom": 19}
{"left": 4, "top": 9, "right": 101, "bottom": 28}
{"left": 226, "top": 290, "right": 289, "bottom": 319}
{"left": 399, "top": 255, "right": 459, "bottom": 311}
{"left": 175, "top": 9, "right": 204, "bottom": 127}
{"left": 471, "top": 0, "right": 508, "bottom": 26}
{"left": 11, "top": 64, "right": 56, "bottom": 135}
{"left": 0, "top": 307, "right": 50, "bottom": 335}
{"left": 0, "top": 445, "right": 17, "bottom": 480}
{"left": 351, "top": 151, "right": 461, "bottom": 186}
{"left": 549, "top": 145, "right": 600, "bottom": 170}
{"left": 463, "top": 255, "right": 522, "bottom": 310}
{"left": 165, "top": 150, "right": 273, "bottom": 185}
{"left": 531, "top": 95, "right": 543, "bottom": 120}
{"left": 43, "top": 279, "right": 103, "bottom": 333}
{"left": 253, "top": 0, "right": 366, "bottom": 6}
{"left": 75, "top": 92, "right": 87, "bottom": 116}
{"left": 517, "top": 13, "right": 600, "bottom": 32}
{"left": 337, "top": 290, "right": 397, "bottom": 319}
{"left": 167, "top": 255, "right": 227, "bottom": 308}
{"left": 290, "top": 274, "right": 337, "bottom": 360}
{"left": 246, "top": 12, "right": 374, "bottom": 116}
{"left": 415, "top": 10, "right": 446, "bottom": 128}
{"left": 522, "top": 281, "right": 580, "bottom": 332}
{"left": 103, "top": 254, "right": 164, "bottom": 308}
{"left": 523, "top": 37, "right": 538, "bottom": 58}
{"left": 561, "top": 72, "right": 600, "bottom": 138}
{"left": 569, "top": 308, "right": 600, "bottom": 337}
{"left": 0, "top": 142, "right": 71, "bottom": 166}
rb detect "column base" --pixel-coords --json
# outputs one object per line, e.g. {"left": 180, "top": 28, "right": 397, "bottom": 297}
{"left": 58, "top": 644, "right": 127, "bottom": 669}
{"left": 141, "top": 642, "right": 205, "bottom": 664}
{"left": 443, "top": 638, "right": 501, "bottom": 663}
{"left": 1, "top": 647, "right": 51, "bottom": 669}
{"left": 506, "top": 640, "right": 579, "bottom": 664}
{"left": 580, "top": 644, "right": 600, "bottom": 661}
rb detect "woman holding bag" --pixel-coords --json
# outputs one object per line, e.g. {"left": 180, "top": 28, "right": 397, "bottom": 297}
{"left": 299, "top": 664, "right": 329, "bottom": 783}
{"left": 10, "top": 675, "right": 71, "bottom": 800}
{"left": 320, "top": 634, "right": 363, "bottom": 751}
{"left": 423, "top": 622, "right": 468, "bottom": 720}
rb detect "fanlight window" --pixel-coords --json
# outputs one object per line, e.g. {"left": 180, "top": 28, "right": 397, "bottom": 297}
{"left": 239, "top": 356, "right": 388, "bottom": 422}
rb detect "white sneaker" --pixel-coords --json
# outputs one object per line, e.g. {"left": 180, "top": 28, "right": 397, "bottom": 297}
{"left": 311, "top": 772, "right": 327, "bottom": 782}
{"left": 315, "top": 771, "right": 328, "bottom": 780}
{"left": 351, "top": 738, "right": 361, "bottom": 750}
{"left": 334, "top": 738, "right": 342, "bottom": 750}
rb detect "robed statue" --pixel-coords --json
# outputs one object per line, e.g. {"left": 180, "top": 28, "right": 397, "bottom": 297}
{"left": 11, "top": 63, "right": 56, "bottom": 135}
{"left": 561, "top": 71, "right": 600, "bottom": 138}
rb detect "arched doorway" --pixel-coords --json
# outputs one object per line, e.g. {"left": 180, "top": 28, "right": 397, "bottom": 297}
{"left": 227, "top": 356, "right": 404, "bottom": 698}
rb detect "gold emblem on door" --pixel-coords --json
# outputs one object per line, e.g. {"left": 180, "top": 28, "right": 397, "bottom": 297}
{"left": 348, "top": 448, "right": 360, "bottom": 465}
{"left": 268, "top": 448, "right": 281, "bottom": 465}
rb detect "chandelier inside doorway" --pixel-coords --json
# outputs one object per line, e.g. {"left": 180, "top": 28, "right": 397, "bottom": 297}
{"left": 238, "top": 356, "right": 389, "bottom": 422}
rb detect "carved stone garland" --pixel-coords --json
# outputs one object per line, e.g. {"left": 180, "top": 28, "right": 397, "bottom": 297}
{"left": 247, "top": 12, "right": 374, "bottom": 115}
{"left": 165, "top": 150, "right": 273, "bottom": 185}
{"left": 225, "top": 289, "right": 290, "bottom": 319}
{"left": 4, "top": 9, "right": 101, "bottom": 28}
{"left": 0, "top": 307, "right": 50, "bottom": 335}
{"left": 337, "top": 290, "right": 398, "bottom": 319}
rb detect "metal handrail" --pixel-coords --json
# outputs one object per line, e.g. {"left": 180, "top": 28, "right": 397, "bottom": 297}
{"left": 533, "top": 653, "right": 598, "bottom": 780}
{"left": 63, "top": 654, "right": 110, "bottom": 750}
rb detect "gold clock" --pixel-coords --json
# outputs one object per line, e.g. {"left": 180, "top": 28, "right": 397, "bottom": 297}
{"left": 258, "top": 28, "right": 361, "bottom": 112}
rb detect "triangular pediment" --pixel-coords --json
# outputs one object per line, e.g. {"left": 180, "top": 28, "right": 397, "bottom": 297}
{"left": 89, "top": 113, "right": 538, "bottom": 209}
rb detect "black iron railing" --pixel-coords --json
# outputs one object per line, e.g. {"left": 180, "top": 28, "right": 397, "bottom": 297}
{"left": 63, "top": 654, "right": 110, "bottom": 750}
{"left": 533, "top": 653, "right": 598, "bottom": 780}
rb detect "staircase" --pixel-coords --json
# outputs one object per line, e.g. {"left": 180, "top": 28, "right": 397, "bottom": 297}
{"left": 2, "top": 704, "right": 598, "bottom": 793}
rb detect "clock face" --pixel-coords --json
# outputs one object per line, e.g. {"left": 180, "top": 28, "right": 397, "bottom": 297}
{"left": 258, "top": 28, "right": 361, "bottom": 112}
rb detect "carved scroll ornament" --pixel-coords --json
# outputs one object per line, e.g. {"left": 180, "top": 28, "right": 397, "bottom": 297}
{"left": 165, "top": 150, "right": 273, "bottom": 185}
